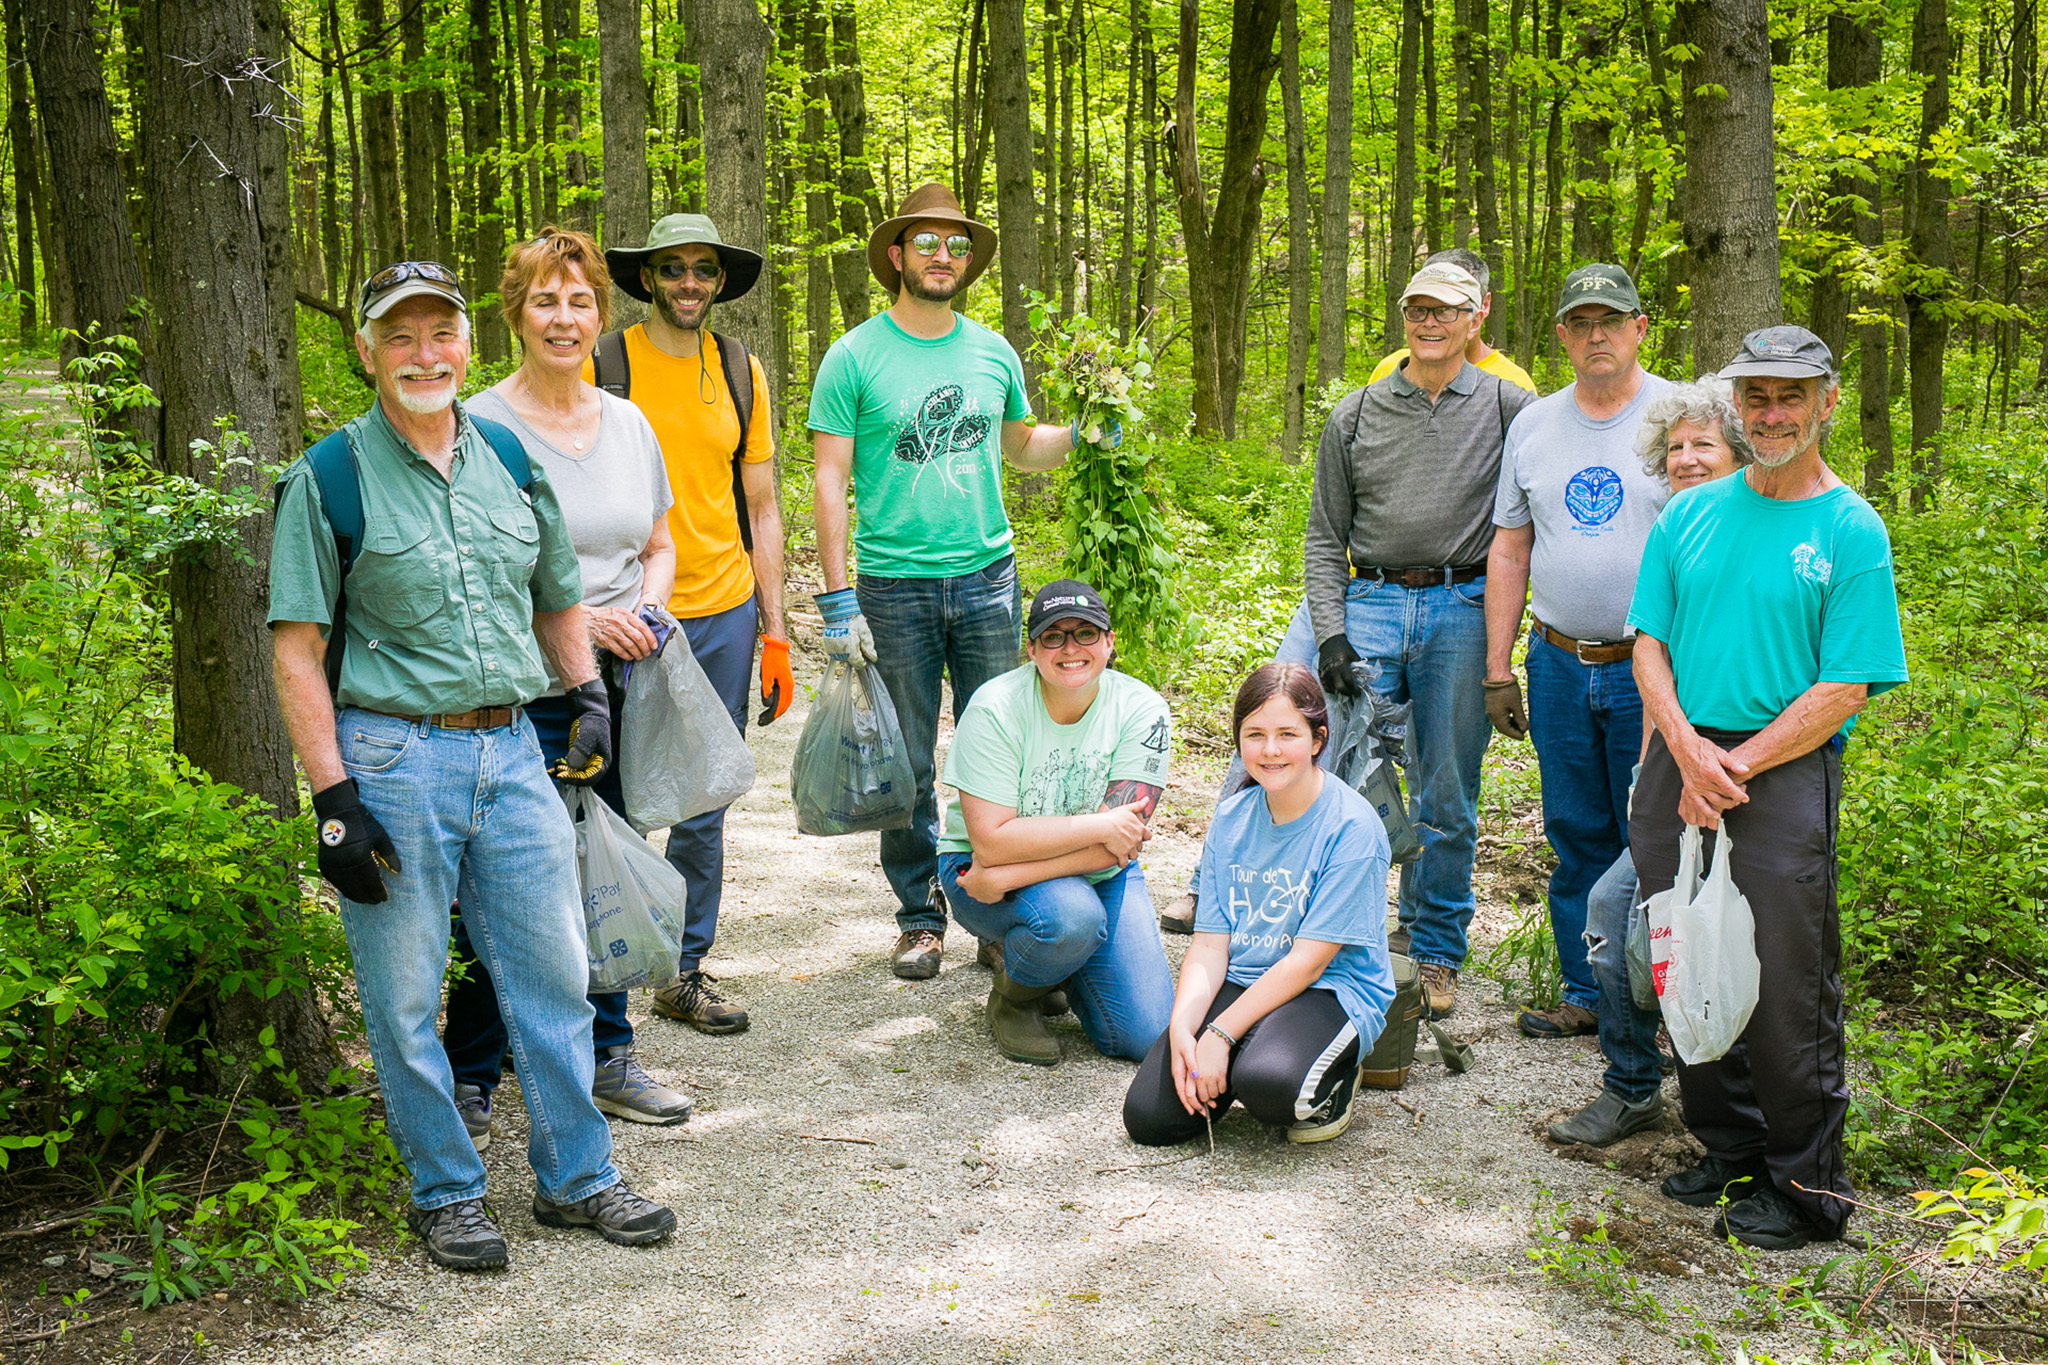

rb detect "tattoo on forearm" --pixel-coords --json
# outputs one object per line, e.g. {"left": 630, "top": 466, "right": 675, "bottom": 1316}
{"left": 1104, "top": 779, "right": 1163, "bottom": 819}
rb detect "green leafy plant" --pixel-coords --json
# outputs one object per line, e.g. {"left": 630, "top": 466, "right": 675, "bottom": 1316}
{"left": 90, "top": 1168, "right": 224, "bottom": 1308}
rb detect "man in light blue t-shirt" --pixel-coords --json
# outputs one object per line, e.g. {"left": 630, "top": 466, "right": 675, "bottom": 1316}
{"left": 1484, "top": 263, "right": 1669, "bottom": 1046}
{"left": 1627, "top": 326, "right": 1906, "bottom": 1254}
{"left": 807, "top": 183, "right": 1109, "bottom": 982}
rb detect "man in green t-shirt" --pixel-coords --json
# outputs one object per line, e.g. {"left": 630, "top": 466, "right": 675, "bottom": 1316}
{"left": 807, "top": 183, "right": 1109, "bottom": 981}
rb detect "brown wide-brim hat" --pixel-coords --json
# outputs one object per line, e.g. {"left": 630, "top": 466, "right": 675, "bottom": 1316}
{"left": 866, "top": 183, "right": 997, "bottom": 295}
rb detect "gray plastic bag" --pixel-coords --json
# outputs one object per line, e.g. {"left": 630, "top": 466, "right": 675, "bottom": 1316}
{"left": 567, "top": 785, "right": 686, "bottom": 992}
{"left": 791, "top": 658, "right": 915, "bottom": 836}
{"left": 1324, "top": 671, "right": 1423, "bottom": 863}
{"left": 619, "top": 607, "right": 757, "bottom": 834}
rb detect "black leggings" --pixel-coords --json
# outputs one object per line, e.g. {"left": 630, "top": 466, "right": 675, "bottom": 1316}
{"left": 1123, "top": 982, "right": 1361, "bottom": 1146}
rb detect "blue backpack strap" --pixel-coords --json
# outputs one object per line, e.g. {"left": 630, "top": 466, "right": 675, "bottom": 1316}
{"left": 304, "top": 429, "right": 364, "bottom": 574}
{"left": 469, "top": 413, "right": 533, "bottom": 491}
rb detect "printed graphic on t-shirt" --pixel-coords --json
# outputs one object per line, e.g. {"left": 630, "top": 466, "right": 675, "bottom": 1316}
{"left": 1564, "top": 466, "right": 1624, "bottom": 528}
{"left": 1019, "top": 748, "right": 1113, "bottom": 817}
{"left": 1792, "top": 542, "right": 1832, "bottom": 585}
{"left": 892, "top": 383, "right": 992, "bottom": 493}
{"left": 1225, "top": 862, "right": 1315, "bottom": 952}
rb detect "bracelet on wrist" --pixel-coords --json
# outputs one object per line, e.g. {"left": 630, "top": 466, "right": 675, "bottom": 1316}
{"left": 1203, "top": 1021, "right": 1239, "bottom": 1049}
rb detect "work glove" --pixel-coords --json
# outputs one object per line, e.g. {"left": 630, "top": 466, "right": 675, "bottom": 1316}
{"left": 312, "top": 778, "right": 402, "bottom": 905}
{"left": 1071, "top": 415, "right": 1124, "bottom": 450}
{"left": 1483, "top": 675, "right": 1530, "bottom": 741}
{"left": 816, "top": 589, "right": 877, "bottom": 666}
{"left": 1316, "top": 636, "right": 1364, "bottom": 699}
{"left": 550, "top": 678, "right": 613, "bottom": 785}
{"left": 759, "top": 637, "right": 794, "bottom": 725}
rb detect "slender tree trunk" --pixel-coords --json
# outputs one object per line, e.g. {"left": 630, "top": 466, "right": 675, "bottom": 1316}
{"left": 327, "top": 0, "right": 366, "bottom": 296}
{"left": 801, "top": 0, "right": 831, "bottom": 383}
{"left": 1469, "top": 0, "right": 1499, "bottom": 344}
{"left": 1421, "top": 1, "right": 1439, "bottom": 250}
{"left": 827, "top": 1, "right": 878, "bottom": 329}
{"left": 1570, "top": 18, "right": 1613, "bottom": 260}
{"left": 1505, "top": 0, "right": 1524, "bottom": 354}
{"left": 401, "top": 0, "right": 438, "bottom": 257}
{"left": 556, "top": 0, "right": 593, "bottom": 233}
{"left": 1039, "top": 0, "right": 1056, "bottom": 297}
{"left": 1138, "top": 11, "right": 1157, "bottom": 329}
{"left": 1451, "top": 0, "right": 1472, "bottom": 248}
{"left": 989, "top": 0, "right": 1042, "bottom": 392}
{"left": 677, "top": 0, "right": 702, "bottom": 211}
{"left": 516, "top": 0, "right": 542, "bottom": 220}
{"left": 961, "top": 0, "right": 989, "bottom": 216}
{"left": 1280, "top": 0, "right": 1310, "bottom": 456}
{"left": 596, "top": 0, "right": 649, "bottom": 327}
{"left": 1536, "top": 0, "right": 1563, "bottom": 368}
{"left": 6, "top": 0, "right": 34, "bottom": 337}
{"left": 1057, "top": 0, "right": 1076, "bottom": 313}
{"left": 1115, "top": 0, "right": 1136, "bottom": 340}
{"left": 1170, "top": 0, "right": 1218, "bottom": 432}
{"left": 1904, "top": 0, "right": 1951, "bottom": 509}
{"left": 1859, "top": 179, "right": 1894, "bottom": 500}
{"left": 1386, "top": 0, "right": 1420, "bottom": 349}
{"left": 355, "top": 0, "right": 403, "bottom": 261}
{"left": 1316, "top": 0, "right": 1352, "bottom": 388}
{"left": 700, "top": 0, "right": 779, "bottom": 401}
{"left": 1809, "top": 9, "right": 1881, "bottom": 372}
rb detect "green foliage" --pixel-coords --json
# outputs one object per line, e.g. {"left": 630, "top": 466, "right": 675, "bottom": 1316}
{"left": 91, "top": 1169, "right": 222, "bottom": 1309}
{"left": 1475, "top": 898, "right": 1563, "bottom": 1012}
{"left": 1914, "top": 1167, "right": 2048, "bottom": 1280}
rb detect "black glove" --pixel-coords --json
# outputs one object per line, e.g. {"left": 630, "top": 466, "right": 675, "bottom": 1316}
{"left": 1317, "top": 636, "right": 1365, "bottom": 698}
{"left": 550, "top": 678, "right": 613, "bottom": 786}
{"left": 312, "top": 778, "right": 402, "bottom": 904}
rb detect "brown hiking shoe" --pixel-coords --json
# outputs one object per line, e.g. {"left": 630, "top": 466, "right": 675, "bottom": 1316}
{"left": 1518, "top": 1001, "right": 1597, "bottom": 1039}
{"left": 1158, "top": 893, "right": 1196, "bottom": 936}
{"left": 650, "top": 970, "right": 750, "bottom": 1034}
{"left": 891, "top": 929, "right": 945, "bottom": 980}
{"left": 1418, "top": 962, "right": 1458, "bottom": 1019}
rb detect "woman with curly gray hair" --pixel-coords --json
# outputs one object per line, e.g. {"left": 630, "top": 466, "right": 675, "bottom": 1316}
{"left": 1633, "top": 380, "right": 1758, "bottom": 492}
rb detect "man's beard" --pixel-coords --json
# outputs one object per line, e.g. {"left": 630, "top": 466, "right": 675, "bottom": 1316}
{"left": 390, "top": 365, "right": 456, "bottom": 414}
{"left": 654, "top": 286, "right": 712, "bottom": 332}
{"left": 1747, "top": 424, "right": 1813, "bottom": 468}
{"left": 902, "top": 265, "right": 962, "bottom": 303}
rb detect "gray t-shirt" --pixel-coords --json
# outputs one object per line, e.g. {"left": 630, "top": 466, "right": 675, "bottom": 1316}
{"left": 1492, "top": 372, "right": 1671, "bottom": 641}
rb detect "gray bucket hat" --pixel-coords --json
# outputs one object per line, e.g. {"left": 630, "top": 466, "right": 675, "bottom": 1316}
{"left": 604, "top": 213, "right": 764, "bottom": 304}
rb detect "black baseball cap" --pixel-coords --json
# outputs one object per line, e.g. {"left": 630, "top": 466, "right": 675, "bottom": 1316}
{"left": 1719, "top": 325, "right": 1835, "bottom": 380}
{"left": 1555, "top": 263, "right": 1641, "bottom": 320}
{"left": 1026, "top": 579, "right": 1112, "bottom": 641}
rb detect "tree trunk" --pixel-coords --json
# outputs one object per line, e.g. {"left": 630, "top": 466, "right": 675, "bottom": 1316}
{"left": 1201, "top": 0, "right": 1280, "bottom": 436}
{"left": 989, "top": 0, "right": 1041, "bottom": 392}
{"left": 1504, "top": 0, "right": 1524, "bottom": 354}
{"left": 549, "top": 0, "right": 594, "bottom": 234}
{"left": 1859, "top": 179, "right": 1894, "bottom": 501}
{"left": 465, "top": 0, "right": 508, "bottom": 358}
{"left": 1469, "top": 0, "right": 1500, "bottom": 346}
{"left": 401, "top": 0, "right": 438, "bottom": 258}
{"left": 1039, "top": 0, "right": 1056, "bottom": 299}
{"left": 1421, "top": 1, "right": 1439, "bottom": 251}
{"left": 1316, "top": 0, "right": 1352, "bottom": 388}
{"left": 801, "top": 0, "right": 831, "bottom": 384}
{"left": 827, "top": 0, "right": 878, "bottom": 330}
{"left": 1569, "top": 18, "right": 1613, "bottom": 261}
{"left": 677, "top": 0, "right": 702, "bottom": 212}
{"left": 1280, "top": 0, "right": 1310, "bottom": 456}
{"left": 1673, "top": 0, "right": 1780, "bottom": 377}
{"left": 1809, "top": 9, "right": 1880, "bottom": 368}
{"left": 1451, "top": 0, "right": 1472, "bottom": 248}
{"left": 1139, "top": 10, "right": 1157, "bottom": 329}
{"left": 1115, "top": 0, "right": 1136, "bottom": 340}
{"left": 1057, "top": 0, "right": 1077, "bottom": 314}
{"left": 5, "top": 0, "right": 35, "bottom": 337}
{"left": 961, "top": 0, "right": 990, "bottom": 217}
{"left": 1385, "top": 0, "right": 1420, "bottom": 350}
{"left": 1170, "top": 0, "right": 1217, "bottom": 432}
{"left": 1904, "top": 0, "right": 1951, "bottom": 510}
{"left": 699, "top": 0, "right": 780, "bottom": 403}
{"left": 1535, "top": 0, "right": 1563, "bottom": 368}
{"left": 596, "top": 0, "right": 649, "bottom": 328}
{"left": 355, "top": 0, "right": 403, "bottom": 263}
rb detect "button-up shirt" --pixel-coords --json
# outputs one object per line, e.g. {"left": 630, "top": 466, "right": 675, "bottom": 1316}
{"left": 267, "top": 398, "right": 584, "bottom": 714}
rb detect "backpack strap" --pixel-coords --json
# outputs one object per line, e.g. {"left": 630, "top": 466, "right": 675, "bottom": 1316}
{"left": 711, "top": 331, "right": 758, "bottom": 553}
{"left": 300, "top": 429, "right": 363, "bottom": 696}
{"left": 591, "top": 328, "right": 631, "bottom": 398}
{"left": 468, "top": 413, "right": 534, "bottom": 493}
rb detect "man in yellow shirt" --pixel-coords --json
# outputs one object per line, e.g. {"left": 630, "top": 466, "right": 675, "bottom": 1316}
{"left": 593, "top": 214, "right": 789, "bottom": 1036}
{"left": 1368, "top": 248, "right": 1537, "bottom": 393}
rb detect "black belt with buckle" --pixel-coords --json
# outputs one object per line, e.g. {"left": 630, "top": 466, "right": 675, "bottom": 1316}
{"left": 1355, "top": 564, "right": 1485, "bottom": 588}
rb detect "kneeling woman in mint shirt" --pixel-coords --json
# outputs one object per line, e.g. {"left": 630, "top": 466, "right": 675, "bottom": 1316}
{"left": 939, "top": 579, "right": 1175, "bottom": 1067}
{"left": 1124, "top": 663, "right": 1394, "bottom": 1146}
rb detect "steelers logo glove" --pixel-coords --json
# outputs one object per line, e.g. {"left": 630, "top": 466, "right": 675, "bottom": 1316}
{"left": 311, "top": 778, "right": 402, "bottom": 904}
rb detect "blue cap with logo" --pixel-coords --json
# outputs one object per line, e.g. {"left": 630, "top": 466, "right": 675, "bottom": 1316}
{"left": 1720, "top": 325, "right": 1835, "bottom": 380}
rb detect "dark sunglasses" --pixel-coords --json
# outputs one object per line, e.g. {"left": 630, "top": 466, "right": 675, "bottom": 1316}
{"left": 1034, "top": 625, "right": 1104, "bottom": 649}
{"left": 655, "top": 260, "right": 724, "bottom": 283}
{"left": 359, "top": 260, "right": 461, "bottom": 311}
{"left": 905, "top": 231, "right": 974, "bottom": 259}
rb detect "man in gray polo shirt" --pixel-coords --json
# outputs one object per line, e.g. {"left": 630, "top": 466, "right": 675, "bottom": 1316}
{"left": 1484, "top": 263, "right": 1670, "bottom": 1045}
{"left": 1305, "top": 261, "right": 1537, "bottom": 1018}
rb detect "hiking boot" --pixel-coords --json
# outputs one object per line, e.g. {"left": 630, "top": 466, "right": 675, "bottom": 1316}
{"left": 1518, "top": 1001, "right": 1598, "bottom": 1039}
{"left": 1713, "top": 1184, "right": 1826, "bottom": 1251}
{"left": 590, "top": 1047, "right": 693, "bottom": 1125}
{"left": 1418, "top": 962, "right": 1458, "bottom": 1019}
{"left": 1387, "top": 925, "right": 1411, "bottom": 955}
{"left": 651, "top": 969, "right": 750, "bottom": 1034}
{"left": 453, "top": 1083, "right": 493, "bottom": 1153}
{"left": 1158, "top": 893, "right": 1196, "bottom": 936}
{"left": 1287, "top": 1064, "right": 1362, "bottom": 1144}
{"left": 532, "top": 1181, "right": 676, "bottom": 1247}
{"left": 1662, "top": 1154, "right": 1770, "bottom": 1207}
{"left": 976, "top": 940, "right": 1068, "bottom": 1014}
{"left": 1548, "top": 1088, "right": 1664, "bottom": 1146}
{"left": 976, "top": 938, "right": 1000, "bottom": 969}
{"left": 405, "top": 1197, "right": 508, "bottom": 1271}
{"left": 891, "top": 929, "right": 945, "bottom": 980}
{"left": 986, "top": 967, "right": 1059, "bottom": 1066}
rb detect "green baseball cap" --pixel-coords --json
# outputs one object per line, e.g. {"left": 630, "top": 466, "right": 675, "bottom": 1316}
{"left": 604, "top": 213, "right": 764, "bottom": 304}
{"left": 1555, "top": 263, "right": 1642, "bottom": 320}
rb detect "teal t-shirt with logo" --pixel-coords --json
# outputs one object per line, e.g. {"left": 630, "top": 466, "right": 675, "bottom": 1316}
{"left": 1627, "top": 473, "right": 1908, "bottom": 731}
{"left": 806, "top": 311, "right": 1030, "bottom": 578}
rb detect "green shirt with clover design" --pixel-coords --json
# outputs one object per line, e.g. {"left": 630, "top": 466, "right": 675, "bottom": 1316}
{"left": 806, "top": 311, "right": 1030, "bottom": 578}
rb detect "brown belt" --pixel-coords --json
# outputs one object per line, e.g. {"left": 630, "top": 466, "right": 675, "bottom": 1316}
{"left": 367, "top": 707, "right": 519, "bottom": 730}
{"left": 1355, "top": 563, "right": 1485, "bottom": 588}
{"left": 1536, "top": 621, "right": 1636, "bottom": 665}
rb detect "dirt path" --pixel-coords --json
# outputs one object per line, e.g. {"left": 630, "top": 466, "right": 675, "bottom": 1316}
{"left": 238, "top": 652, "right": 1828, "bottom": 1365}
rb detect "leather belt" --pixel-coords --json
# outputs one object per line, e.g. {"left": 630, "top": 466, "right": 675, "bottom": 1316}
{"left": 367, "top": 707, "right": 519, "bottom": 730}
{"left": 1536, "top": 620, "right": 1636, "bottom": 665}
{"left": 1355, "top": 563, "right": 1485, "bottom": 588}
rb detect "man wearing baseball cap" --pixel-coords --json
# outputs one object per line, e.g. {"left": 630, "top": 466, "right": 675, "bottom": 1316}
{"left": 1301, "top": 260, "right": 1537, "bottom": 1019}
{"left": 1483, "top": 264, "right": 1670, "bottom": 1047}
{"left": 1369, "top": 247, "right": 1536, "bottom": 393}
{"left": 1626, "top": 325, "right": 1907, "bottom": 1249}
{"left": 268, "top": 261, "right": 675, "bottom": 1268}
{"left": 806, "top": 184, "right": 1112, "bottom": 981}
{"left": 582, "top": 213, "right": 782, "bottom": 1036}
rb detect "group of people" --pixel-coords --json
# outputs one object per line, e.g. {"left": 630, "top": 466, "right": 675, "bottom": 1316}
{"left": 263, "top": 171, "right": 1901, "bottom": 1273}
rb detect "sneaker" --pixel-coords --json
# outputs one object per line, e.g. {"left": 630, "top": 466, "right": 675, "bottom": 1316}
{"left": 1518, "top": 1001, "right": 1598, "bottom": 1039}
{"left": 1418, "top": 962, "right": 1458, "bottom": 1019}
{"left": 1713, "top": 1184, "right": 1826, "bottom": 1251}
{"left": 590, "top": 1047, "right": 694, "bottom": 1125}
{"left": 405, "top": 1197, "right": 508, "bottom": 1271}
{"left": 1158, "top": 893, "right": 1196, "bottom": 936}
{"left": 650, "top": 970, "right": 750, "bottom": 1034}
{"left": 1662, "top": 1154, "right": 1769, "bottom": 1207}
{"left": 1287, "top": 1065, "right": 1361, "bottom": 1144}
{"left": 453, "top": 1083, "right": 493, "bottom": 1153}
{"left": 532, "top": 1181, "right": 676, "bottom": 1247}
{"left": 891, "top": 929, "right": 945, "bottom": 980}
{"left": 1547, "top": 1088, "right": 1664, "bottom": 1146}
{"left": 975, "top": 940, "right": 1068, "bottom": 1014}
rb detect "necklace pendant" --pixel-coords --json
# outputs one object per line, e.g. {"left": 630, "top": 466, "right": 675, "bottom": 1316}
{"left": 573, "top": 436, "right": 586, "bottom": 450}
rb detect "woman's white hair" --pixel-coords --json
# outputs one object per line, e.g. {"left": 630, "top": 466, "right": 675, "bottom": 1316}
{"left": 1633, "top": 378, "right": 1758, "bottom": 483}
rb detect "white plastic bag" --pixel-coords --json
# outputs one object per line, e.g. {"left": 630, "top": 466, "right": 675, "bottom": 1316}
{"left": 619, "top": 608, "right": 757, "bottom": 834}
{"left": 1650, "top": 825, "right": 1761, "bottom": 1066}
{"left": 567, "top": 785, "right": 687, "bottom": 992}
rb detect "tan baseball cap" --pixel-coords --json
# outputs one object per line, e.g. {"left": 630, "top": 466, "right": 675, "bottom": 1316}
{"left": 1400, "top": 262, "right": 1484, "bottom": 311}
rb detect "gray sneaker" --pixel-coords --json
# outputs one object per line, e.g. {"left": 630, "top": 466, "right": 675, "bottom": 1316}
{"left": 1548, "top": 1088, "right": 1664, "bottom": 1146}
{"left": 532, "top": 1180, "right": 677, "bottom": 1246}
{"left": 453, "top": 1083, "right": 493, "bottom": 1153}
{"left": 405, "top": 1197, "right": 508, "bottom": 1271}
{"left": 591, "top": 1047, "right": 694, "bottom": 1125}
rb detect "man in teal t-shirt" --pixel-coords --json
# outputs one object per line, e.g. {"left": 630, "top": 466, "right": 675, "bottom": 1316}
{"left": 807, "top": 183, "right": 1109, "bottom": 983}
{"left": 1626, "top": 326, "right": 1906, "bottom": 1255}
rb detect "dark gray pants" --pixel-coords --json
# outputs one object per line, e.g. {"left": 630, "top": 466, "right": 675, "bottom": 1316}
{"left": 1630, "top": 728, "right": 1851, "bottom": 1237}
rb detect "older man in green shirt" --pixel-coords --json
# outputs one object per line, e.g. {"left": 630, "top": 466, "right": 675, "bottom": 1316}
{"left": 268, "top": 261, "right": 674, "bottom": 1271}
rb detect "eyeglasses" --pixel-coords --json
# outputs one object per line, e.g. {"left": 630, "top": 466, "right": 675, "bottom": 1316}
{"left": 358, "top": 260, "right": 461, "bottom": 309}
{"left": 905, "top": 231, "right": 975, "bottom": 259}
{"left": 1034, "top": 625, "right": 1104, "bottom": 649}
{"left": 1402, "top": 304, "right": 1472, "bottom": 324}
{"left": 1562, "top": 311, "right": 1639, "bottom": 338}
{"left": 655, "top": 260, "right": 724, "bottom": 282}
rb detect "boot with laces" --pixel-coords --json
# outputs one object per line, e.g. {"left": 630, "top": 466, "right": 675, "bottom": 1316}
{"left": 532, "top": 1180, "right": 677, "bottom": 1246}
{"left": 405, "top": 1197, "right": 508, "bottom": 1271}
{"left": 891, "top": 928, "right": 945, "bottom": 979}
{"left": 1418, "top": 962, "right": 1458, "bottom": 1019}
{"left": 590, "top": 1046, "right": 693, "bottom": 1124}
{"left": 650, "top": 969, "right": 750, "bottom": 1034}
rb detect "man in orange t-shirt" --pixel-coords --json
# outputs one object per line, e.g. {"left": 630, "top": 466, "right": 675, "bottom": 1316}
{"left": 594, "top": 214, "right": 788, "bottom": 1036}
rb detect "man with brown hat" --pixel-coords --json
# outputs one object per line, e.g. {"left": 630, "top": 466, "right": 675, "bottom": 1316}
{"left": 807, "top": 183, "right": 1105, "bottom": 981}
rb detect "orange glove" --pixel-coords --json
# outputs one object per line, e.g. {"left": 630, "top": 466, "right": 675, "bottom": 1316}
{"left": 758, "top": 637, "right": 793, "bottom": 725}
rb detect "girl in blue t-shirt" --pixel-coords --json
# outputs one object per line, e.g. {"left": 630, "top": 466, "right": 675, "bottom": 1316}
{"left": 1123, "top": 663, "right": 1395, "bottom": 1146}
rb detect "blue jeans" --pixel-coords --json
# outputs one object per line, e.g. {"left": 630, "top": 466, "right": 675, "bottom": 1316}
{"left": 937, "top": 855, "right": 1174, "bottom": 1060}
{"left": 860, "top": 556, "right": 1022, "bottom": 932}
{"left": 1525, "top": 629, "right": 1643, "bottom": 1011}
{"left": 1585, "top": 851, "right": 1662, "bottom": 1102}
{"left": 663, "top": 598, "right": 757, "bottom": 972}
{"left": 1278, "top": 578, "right": 1491, "bottom": 969}
{"left": 333, "top": 708, "right": 618, "bottom": 1210}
